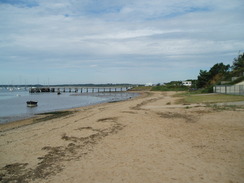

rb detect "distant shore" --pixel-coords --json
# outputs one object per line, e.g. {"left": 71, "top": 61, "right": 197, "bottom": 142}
{"left": 0, "top": 91, "right": 243, "bottom": 183}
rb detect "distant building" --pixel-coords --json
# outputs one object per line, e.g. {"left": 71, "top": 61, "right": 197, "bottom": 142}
{"left": 145, "top": 83, "right": 153, "bottom": 86}
{"left": 182, "top": 81, "right": 192, "bottom": 86}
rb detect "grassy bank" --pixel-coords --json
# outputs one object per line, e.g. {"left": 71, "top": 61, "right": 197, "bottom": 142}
{"left": 177, "top": 92, "right": 244, "bottom": 104}
{"left": 151, "top": 85, "right": 189, "bottom": 91}
{"left": 131, "top": 85, "right": 188, "bottom": 91}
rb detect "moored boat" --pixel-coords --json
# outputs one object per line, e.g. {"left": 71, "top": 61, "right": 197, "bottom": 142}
{"left": 26, "top": 101, "right": 38, "bottom": 107}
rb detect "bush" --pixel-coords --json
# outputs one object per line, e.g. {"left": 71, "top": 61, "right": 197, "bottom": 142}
{"left": 151, "top": 85, "right": 189, "bottom": 91}
{"left": 201, "top": 86, "right": 214, "bottom": 93}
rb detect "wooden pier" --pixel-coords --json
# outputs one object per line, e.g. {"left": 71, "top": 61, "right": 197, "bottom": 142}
{"left": 29, "top": 87, "right": 131, "bottom": 93}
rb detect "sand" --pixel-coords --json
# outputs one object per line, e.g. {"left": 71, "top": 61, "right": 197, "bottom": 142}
{"left": 0, "top": 91, "right": 243, "bottom": 183}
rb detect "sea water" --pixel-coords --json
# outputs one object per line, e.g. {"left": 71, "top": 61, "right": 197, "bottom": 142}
{"left": 0, "top": 88, "right": 138, "bottom": 124}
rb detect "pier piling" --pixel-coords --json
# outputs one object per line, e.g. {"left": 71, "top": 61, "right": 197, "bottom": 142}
{"left": 29, "top": 86, "right": 131, "bottom": 93}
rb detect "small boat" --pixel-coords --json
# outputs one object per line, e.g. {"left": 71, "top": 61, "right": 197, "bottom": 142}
{"left": 57, "top": 92, "right": 61, "bottom": 95}
{"left": 26, "top": 101, "right": 38, "bottom": 107}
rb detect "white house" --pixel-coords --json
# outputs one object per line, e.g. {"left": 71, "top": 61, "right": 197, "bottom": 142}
{"left": 182, "top": 81, "right": 192, "bottom": 86}
{"left": 145, "top": 83, "right": 153, "bottom": 86}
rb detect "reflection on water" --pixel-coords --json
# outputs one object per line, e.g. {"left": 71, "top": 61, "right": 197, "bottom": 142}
{"left": 0, "top": 89, "right": 138, "bottom": 124}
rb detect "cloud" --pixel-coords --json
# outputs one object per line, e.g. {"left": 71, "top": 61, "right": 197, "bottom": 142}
{"left": 0, "top": 0, "right": 244, "bottom": 84}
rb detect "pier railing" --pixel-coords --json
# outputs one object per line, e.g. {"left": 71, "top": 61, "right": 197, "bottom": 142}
{"left": 29, "top": 87, "right": 132, "bottom": 93}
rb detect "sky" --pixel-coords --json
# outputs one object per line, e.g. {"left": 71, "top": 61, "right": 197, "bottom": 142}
{"left": 0, "top": 0, "right": 244, "bottom": 85}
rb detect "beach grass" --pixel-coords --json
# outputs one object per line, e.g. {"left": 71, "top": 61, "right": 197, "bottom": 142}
{"left": 207, "top": 104, "right": 244, "bottom": 111}
{"left": 151, "top": 85, "right": 188, "bottom": 91}
{"left": 176, "top": 92, "right": 244, "bottom": 104}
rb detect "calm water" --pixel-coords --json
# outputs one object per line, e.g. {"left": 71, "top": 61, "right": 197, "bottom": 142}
{"left": 0, "top": 88, "right": 138, "bottom": 124}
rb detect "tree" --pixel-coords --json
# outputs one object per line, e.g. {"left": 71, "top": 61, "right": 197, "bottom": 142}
{"left": 232, "top": 52, "right": 244, "bottom": 70}
{"left": 197, "top": 70, "right": 211, "bottom": 88}
{"left": 232, "top": 52, "right": 244, "bottom": 76}
{"left": 196, "top": 53, "right": 244, "bottom": 92}
{"left": 196, "top": 62, "right": 230, "bottom": 89}
{"left": 209, "top": 63, "right": 230, "bottom": 78}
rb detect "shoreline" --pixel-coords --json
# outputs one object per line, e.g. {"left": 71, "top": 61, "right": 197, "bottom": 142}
{"left": 0, "top": 91, "right": 243, "bottom": 183}
{"left": 0, "top": 91, "right": 140, "bottom": 131}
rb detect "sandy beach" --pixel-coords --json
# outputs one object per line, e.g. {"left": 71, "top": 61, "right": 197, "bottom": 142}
{"left": 0, "top": 91, "right": 243, "bottom": 183}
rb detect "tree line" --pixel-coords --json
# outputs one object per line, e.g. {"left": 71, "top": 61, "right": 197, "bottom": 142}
{"left": 196, "top": 52, "right": 244, "bottom": 92}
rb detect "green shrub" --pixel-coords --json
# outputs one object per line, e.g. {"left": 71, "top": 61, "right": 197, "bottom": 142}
{"left": 151, "top": 85, "right": 189, "bottom": 91}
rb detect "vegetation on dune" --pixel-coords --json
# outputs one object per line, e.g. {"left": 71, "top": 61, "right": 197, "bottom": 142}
{"left": 132, "top": 53, "right": 243, "bottom": 94}
{"left": 175, "top": 92, "right": 244, "bottom": 111}
{"left": 176, "top": 92, "right": 244, "bottom": 104}
{"left": 197, "top": 63, "right": 230, "bottom": 89}
{"left": 232, "top": 53, "right": 244, "bottom": 71}
{"left": 151, "top": 81, "right": 189, "bottom": 91}
{"left": 196, "top": 52, "right": 244, "bottom": 93}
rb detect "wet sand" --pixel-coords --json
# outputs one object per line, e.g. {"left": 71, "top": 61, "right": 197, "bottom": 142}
{"left": 0, "top": 91, "right": 243, "bottom": 183}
